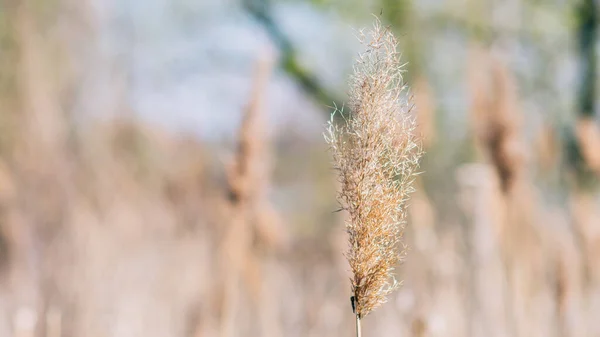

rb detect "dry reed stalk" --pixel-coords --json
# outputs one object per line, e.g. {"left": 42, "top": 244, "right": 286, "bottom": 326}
{"left": 502, "top": 183, "right": 550, "bottom": 337}
{"left": 479, "top": 59, "right": 551, "bottom": 337}
{"left": 14, "top": 1, "right": 67, "bottom": 167}
{"left": 219, "top": 52, "right": 276, "bottom": 337}
{"left": 570, "top": 193, "right": 600, "bottom": 281}
{"left": 456, "top": 163, "right": 510, "bottom": 337}
{"left": 225, "top": 49, "right": 285, "bottom": 252}
{"left": 468, "top": 47, "right": 524, "bottom": 193}
{"left": 468, "top": 47, "right": 555, "bottom": 337}
{"left": 548, "top": 211, "right": 585, "bottom": 337}
{"left": 325, "top": 18, "right": 423, "bottom": 336}
{"left": 11, "top": 7, "right": 72, "bottom": 318}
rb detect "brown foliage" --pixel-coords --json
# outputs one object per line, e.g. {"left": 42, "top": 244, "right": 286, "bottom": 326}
{"left": 469, "top": 47, "right": 525, "bottom": 192}
{"left": 325, "top": 19, "right": 423, "bottom": 318}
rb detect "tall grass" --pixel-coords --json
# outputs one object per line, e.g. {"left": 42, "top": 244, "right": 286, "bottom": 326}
{"left": 325, "top": 18, "right": 423, "bottom": 336}
{"left": 2, "top": 4, "right": 600, "bottom": 337}
{"left": 220, "top": 53, "right": 276, "bottom": 337}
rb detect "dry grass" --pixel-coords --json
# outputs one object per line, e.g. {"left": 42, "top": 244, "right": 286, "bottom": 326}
{"left": 3, "top": 4, "right": 600, "bottom": 337}
{"left": 325, "top": 18, "right": 423, "bottom": 323}
{"left": 469, "top": 47, "right": 525, "bottom": 192}
{"left": 219, "top": 52, "right": 280, "bottom": 337}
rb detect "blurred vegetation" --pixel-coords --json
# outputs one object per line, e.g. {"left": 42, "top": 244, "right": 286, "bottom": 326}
{"left": 0, "top": 0, "right": 599, "bottom": 337}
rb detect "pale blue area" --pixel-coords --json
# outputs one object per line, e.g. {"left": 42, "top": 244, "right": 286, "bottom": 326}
{"left": 89, "top": 0, "right": 360, "bottom": 140}
{"left": 82, "top": 0, "right": 580, "bottom": 145}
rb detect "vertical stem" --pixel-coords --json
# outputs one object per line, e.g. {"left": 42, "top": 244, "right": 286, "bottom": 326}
{"left": 355, "top": 313, "right": 362, "bottom": 337}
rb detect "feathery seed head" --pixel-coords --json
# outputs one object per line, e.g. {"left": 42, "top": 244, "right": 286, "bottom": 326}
{"left": 325, "top": 19, "right": 423, "bottom": 318}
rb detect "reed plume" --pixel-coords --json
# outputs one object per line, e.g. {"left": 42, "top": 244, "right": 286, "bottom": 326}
{"left": 219, "top": 52, "right": 282, "bottom": 337}
{"left": 325, "top": 18, "right": 423, "bottom": 335}
{"left": 468, "top": 48, "right": 524, "bottom": 193}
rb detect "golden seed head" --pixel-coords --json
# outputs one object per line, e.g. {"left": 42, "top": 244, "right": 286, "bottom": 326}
{"left": 325, "top": 18, "right": 423, "bottom": 318}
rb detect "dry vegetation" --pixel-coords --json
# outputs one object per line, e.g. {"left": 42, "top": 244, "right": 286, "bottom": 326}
{"left": 325, "top": 19, "right": 422, "bottom": 334}
{"left": 1, "top": 3, "right": 600, "bottom": 337}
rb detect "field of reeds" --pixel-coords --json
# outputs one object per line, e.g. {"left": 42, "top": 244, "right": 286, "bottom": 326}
{"left": 1, "top": 0, "right": 600, "bottom": 337}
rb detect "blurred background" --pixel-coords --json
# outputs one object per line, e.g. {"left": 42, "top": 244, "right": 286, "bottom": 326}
{"left": 0, "top": 0, "right": 599, "bottom": 336}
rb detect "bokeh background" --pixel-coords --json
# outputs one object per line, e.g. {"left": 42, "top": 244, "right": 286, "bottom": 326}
{"left": 1, "top": 0, "right": 600, "bottom": 336}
